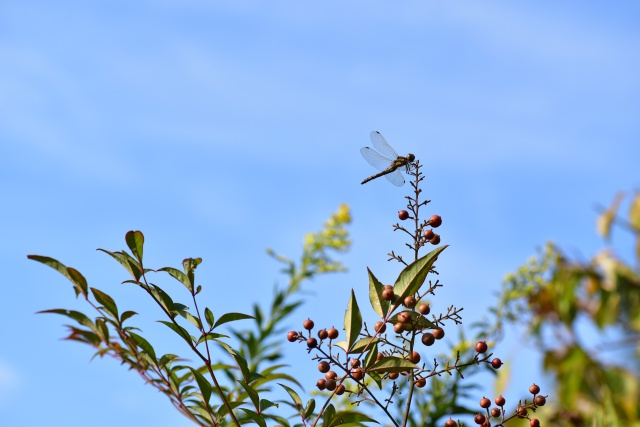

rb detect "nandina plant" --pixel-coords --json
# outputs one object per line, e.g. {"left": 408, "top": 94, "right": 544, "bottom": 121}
{"left": 285, "top": 159, "right": 548, "bottom": 427}
{"left": 30, "top": 135, "right": 550, "bottom": 427}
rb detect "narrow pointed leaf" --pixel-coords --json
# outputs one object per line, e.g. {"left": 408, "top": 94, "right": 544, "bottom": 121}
{"left": 348, "top": 337, "right": 379, "bottom": 354}
{"left": 188, "top": 367, "right": 212, "bottom": 404}
{"left": 37, "top": 309, "right": 95, "bottom": 329}
{"left": 120, "top": 310, "right": 138, "bottom": 324}
{"left": 367, "top": 268, "right": 389, "bottom": 318}
{"left": 91, "top": 288, "right": 118, "bottom": 319}
{"left": 344, "top": 289, "right": 362, "bottom": 352}
{"left": 125, "top": 230, "right": 144, "bottom": 262}
{"left": 323, "top": 404, "right": 336, "bottom": 425}
{"left": 204, "top": 307, "right": 214, "bottom": 329}
{"left": 237, "top": 380, "right": 260, "bottom": 409}
{"left": 303, "top": 398, "right": 316, "bottom": 419}
{"left": 97, "top": 249, "right": 142, "bottom": 281}
{"left": 129, "top": 332, "right": 156, "bottom": 361}
{"left": 279, "top": 383, "right": 303, "bottom": 412}
{"left": 327, "top": 411, "right": 378, "bottom": 427}
{"left": 239, "top": 409, "right": 267, "bottom": 427}
{"left": 157, "top": 266, "right": 192, "bottom": 292}
{"left": 158, "top": 320, "right": 194, "bottom": 343}
{"left": 213, "top": 312, "right": 254, "bottom": 329}
{"left": 392, "top": 245, "right": 447, "bottom": 310}
{"left": 368, "top": 356, "right": 417, "bottom": 373}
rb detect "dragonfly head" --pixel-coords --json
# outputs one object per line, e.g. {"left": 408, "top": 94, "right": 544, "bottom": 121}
{"left": 407, "top": 153, "right": 416, "bottom": 163}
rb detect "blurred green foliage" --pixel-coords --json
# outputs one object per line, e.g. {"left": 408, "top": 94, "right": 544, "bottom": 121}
{"left": 495, "top": 192, "right": 640, "bottom": 426}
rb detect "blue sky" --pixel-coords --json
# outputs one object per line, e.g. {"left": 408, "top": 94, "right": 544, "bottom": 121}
{"left": 1, "top": 1, "right": 639, "bottom": 426}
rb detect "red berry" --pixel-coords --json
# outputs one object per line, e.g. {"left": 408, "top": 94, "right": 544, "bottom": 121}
{"left": 351, "top": 359, "right": 360, "bottom": 368}
{"left": 530, "top": 419, "right": 540, "bottom": 427}
{"left": 534, "top": 395, "right": 546, "bottom": 406}
{"left": 394, "top": 322, "right": 405, "bottom": 333}
{"left": 316, "top": 378, "right": 326, "bottom": 390}
{"left": 474, "top": 413, "right": 486, "bottom": 424}
{"left": 516, "top": 406, "right": 528, "bottom": 418}
{"left": 491, "top": 358, "right": 502, "bottom": 369}
{"left": 303, "top": 318, "right": 314, "bottom": 330}
{"left": 287, "top": 331, "right": 298, "bottom": 342}
{"left": 403, "top": 296, "right": 417, "bottom": 308}
{"left": 317, "top": 329, "right": 328, "bottom": 339}
{"left": 325, "top": 379, "right": 336, "bottom": 390}
{"left": 490, "top": 408, "right": 501, "bottom": 418}
{"left": 429, "top": 215, "right": 442, "bottom": 227}
{"left": 495, "top": 395, "right": 506, "bottom": 406}
{"left": 351, "top": 367, "right": 364, "bottom": 381}
{"left": 529, "top": 383, "right": 540, "bottom": 395}
{"left": 475, "top": 341, "right": 488, "bottom": 354}
{"left": 480, "top": 397, "right": 491, "bottom": 408}
{"left": 398, "top": 312, "right": 412, "bottom": 323}
{"left": 432, "top": 328, "right": 445, "bottom": 340}
{"left": 382, "top": 288, "right": 395, "bottom": 301}
{"left": 423, "top": 229, "right": 435, "bottom": 240}
{"left": 415, "top": 376, "right": 426, "bottom": 388}
{"left": 327, "top": 327, "right": 339, "bottom": 339}
{"left": 418, "top": 303, "right": 430, "bottom": 315}
{"left": 398, "top": 210, "right": 409, "bottom": 220}
{"left": 374, "top": 321, "right": 386, "bottom": 333}
{"left": 307, "top": 337, "right": 318, "bottom": 348}
{"left": 325, "top": 370, "right": 337, "bottom": 380}
{"left": 406, "top": 351, "right": 420, "bottom": 364}
{"left": 388, "top": 372, "right": 399, "bottom": 379}
{"left": 429, "top": 234, "right": 441, "bottom": 245}
{"left": 445, "top": 419, "right": 457, "bottom": 427}
{"left": 318, "top": 362, "right": 330, "bottom": 373}
{"left": 422, "top": 333, "right": 435, "bottom": 346}
{"left": 336, "top": 384, "right": 345, "bottom": 395}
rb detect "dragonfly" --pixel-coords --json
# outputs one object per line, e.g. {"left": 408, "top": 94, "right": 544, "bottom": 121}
{"left": 360, "top": 131, "right": 415, "bottom": 187}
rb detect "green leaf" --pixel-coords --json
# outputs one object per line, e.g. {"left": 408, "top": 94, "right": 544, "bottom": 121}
{"left": 323, "top": 404, "right": 336, "bottom": 426}
{"left": 237, "top": 380, "right": 260, "bottom": 409}
{"left": 239, "top": 408, "right": 267, "bottom": 427}
{"left": 125, "top": 230, "right": 144, "bottom": 262}
{"left": 120, "top": 310, "right": 138, "bottom": 324}
{"left": 90, "top": 288, "right": 118, "bottom": 319}
{"left": 231, "top": 351, "right": 252, "bottom": 383}
{"left": 327, "top": 411, "right": 378, "bottom": 427}
{"left": 97, "top": 249, "right": 143, "bottom": 281}
{"left": 260, "top": 398, "right": 278, "bottom": 412}
{"left": 368, "top": 356, "right": 417, "bottom": 374}
{"left": 348, "top": 337, "right": 379, "bottom": 354}
{"left": 196, "top": 332, "right": 230, "bottom": 345}
{"left": 188, "top": 367, "right": 212, "bottom": 404}
{"left": 303, "top": 398, "right": 315, "bottom": 419}
{"left": 363, "top": 344, "right": 378, "bottom": 369}
{"left": 157, "top": 266, "right": 193, "bottom": 292}
{"left": 368, "top": 370, "right": 383, "bottom": 389}
{"left": 158, "top": 320, "right": 194, "bottom": 343}
{"left": 344, "top": 289, "right": 362, "bottom": 352}
{"left": 204, "top": 307, "right": 214, "bottom": 329}
{"left": 27, "top": 256, "right": 89, "bottom": 296}
{"left": 148, "top": 284, "right": 177, "bottom": 316}
{"left": 392, "top": 245, "right": 447, "bottom": 310}
{"left": 66, "top": 267, "right": 89, "bottom": 297}
{"left": 158, "top": 353, "right": 179, "bottom": 369}
{"left": 129, "top": 332, "right": 156, "bottom": 361}
{"left": 37, "top": 309, "right": 95, "bottom": 329}
{"left": 213, "top": 312, "right": 254, "bottom": 329}
{"left": 367, "top": 268, "right": 389, "bottom": 318}
{"left": 279, "top": 383, "right": 303, "bottom": 413}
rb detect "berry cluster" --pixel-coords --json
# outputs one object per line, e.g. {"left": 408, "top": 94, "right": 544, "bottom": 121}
{"left": 446, "top": 384, "right": 547, "bottom": 427}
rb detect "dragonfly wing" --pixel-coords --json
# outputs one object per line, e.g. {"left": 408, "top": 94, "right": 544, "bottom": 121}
{"left": 370, "top": 131, "right": 400, "bottom": 161}
{"left": 385, "top": 169, "right": 405, "bottom": 187}
{"left": 360, "top": 146, "right": 394, "bottom": 171}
